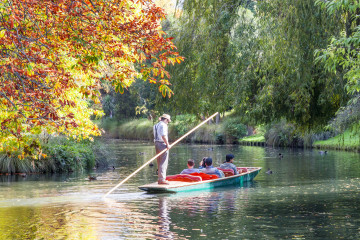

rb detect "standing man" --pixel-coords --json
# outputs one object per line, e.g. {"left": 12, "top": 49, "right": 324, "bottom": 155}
{"left": 154, "top": 114, "right": 171, "bottom": 184}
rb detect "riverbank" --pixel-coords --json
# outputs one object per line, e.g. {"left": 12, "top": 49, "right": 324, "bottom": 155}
{"left": 96, "top": 114, "right": 248, "bottom": 144}
{"left": 98, "top": 116, "right": 360, "bottom": 153}
{"left": 3, "top": 116, "right": 357, "bottom": 174}
{"left": 313, "top": 129, "right": 360, "bottom": 152}
{"left": 0, "top": 137, "right": 110, "bottom": 174}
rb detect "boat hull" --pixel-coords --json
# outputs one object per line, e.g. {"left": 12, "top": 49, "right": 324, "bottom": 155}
{"left": 138, "top": 167, "right": 261, "bottom": 193}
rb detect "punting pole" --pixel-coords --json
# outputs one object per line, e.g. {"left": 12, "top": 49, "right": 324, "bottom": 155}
{"left": 103, "top": 112, "right": 219, "bottom": 198}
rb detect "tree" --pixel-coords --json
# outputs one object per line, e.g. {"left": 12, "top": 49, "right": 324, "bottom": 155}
{"left": 0, "top": 0, "right": 183, "bottom": 157}
{"left": 159, "top": 0, "right": 254, "bottom": 118}
{"left": 315, "top": 0, "right": 360, "bottom": 96}
{"left": 235, "top": 0, "right": 346, "bottom": 129}
{"left": 315, "top": 0, "right": 360, "bottom": 131}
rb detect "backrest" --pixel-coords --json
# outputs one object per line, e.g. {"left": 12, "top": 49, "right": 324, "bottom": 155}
{"left": 166, "top": 174, "right": 202, "bottom": 182}
{"left": 237, "top": 167, "right": 248, "bottom": 173}
{"left": 190, "top": 172, "right": 218, "bottom": 180}
{"left": 217, "top": 168, "right": 234, "bottom": 177}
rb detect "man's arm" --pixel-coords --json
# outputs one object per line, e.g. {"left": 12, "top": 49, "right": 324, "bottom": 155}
{"left": 233, "top": 165, "right": 239, "bottom": 175}
{"left": 161, "top": 135, "right": 170, "bottom": 149}
{"left": 216, "top": 169, "right": 225, "bottom": 178}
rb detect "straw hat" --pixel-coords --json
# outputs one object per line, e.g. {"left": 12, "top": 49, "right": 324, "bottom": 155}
{"left": 159, "top": 113, "right": 171, "bottom": 122}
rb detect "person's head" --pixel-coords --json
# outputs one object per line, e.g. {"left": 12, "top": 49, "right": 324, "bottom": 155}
{"left": 159, "top": 114, "right": 171, "bottom": 124}
{"left": 226, "top": 154, "right": 235, "bottom": 163}
{"left": 187, "top": 159, "right": 195, "bottom": 168}
{"left": 205, "top": 157, "right": 213, "bottom": 167}
{"left": 200, "top": 157, "right": 207, "bottom": 168}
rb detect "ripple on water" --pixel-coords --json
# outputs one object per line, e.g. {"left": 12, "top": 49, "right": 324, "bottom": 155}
{"left": 1, "top": 144, "right": 360, "bottom": 239}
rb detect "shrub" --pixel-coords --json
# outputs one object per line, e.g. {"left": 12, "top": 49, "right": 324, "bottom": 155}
{"left": 302, "top": 130, "right": 335, "bottom": 148}
{"left": 117, "top": 118, "right": 153, "bottom": 140}
{"left": 42, "top": 138, "right": 96, "bottom": 172}
{"left": 223, "top": 117, "right": 247, "bottom": 143}
{"left": 190, "top": 124, "right": 217, "bottom": 143}
{"left": 171, "top": 114, "right": 198, "bottom": 140}
{"left": 264, "top": 120, "right": 302, "bottom": 147}
{"left": 0, "top": 137, "right": 97, "bottom": 174}
{"left": 215, "top": 133, "right": 225, "bottom": 144}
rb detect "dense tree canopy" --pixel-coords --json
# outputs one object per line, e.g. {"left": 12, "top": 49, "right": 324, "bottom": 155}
{"left": 314, "top": 0, "right": 360, "bottom": 131}
{"left": 157, "top": 0, "right": 351, "bottom": 130}
{"left": 0, "top": 0, "right": 183, "bottom": 156}
{"left": 315, "top": 0, "right": 360, "bottom": 95}
{"left": 156, "top": 0, "right": 256, "bottom": 117}
{"left": 238, "top": 0, "right": 346, "bottom": 128}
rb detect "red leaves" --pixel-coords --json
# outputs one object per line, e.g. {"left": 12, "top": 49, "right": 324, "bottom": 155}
{"left": 0, "top": 0, "right": 182, "bottom": 153}
{"left": 67, "top": 113, "right": 75, "bottom": 119}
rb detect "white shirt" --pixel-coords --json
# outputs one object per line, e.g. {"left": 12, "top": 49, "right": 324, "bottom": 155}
{"left": 153, "top": 121, "right": 168, "bottom": 142}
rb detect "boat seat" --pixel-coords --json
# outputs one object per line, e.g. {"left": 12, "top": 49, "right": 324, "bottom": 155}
{"left": 237, "top": 167, "right": 248, "bottom": 173}
{"left": 217, "top": 168, "right": 234, "bottom": 177}
{"left": 190, "top": 172, "right": 218, "bottom": 180}
{"left": 166, "top": 174, "right": 202, "bottom": 182}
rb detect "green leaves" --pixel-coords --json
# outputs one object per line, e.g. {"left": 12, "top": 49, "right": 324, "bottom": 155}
{"left": 315, "top": 2, "right": 360, "bottom": 95}
{"left": 115, "top": 82, "right": 125, "bottom": 94}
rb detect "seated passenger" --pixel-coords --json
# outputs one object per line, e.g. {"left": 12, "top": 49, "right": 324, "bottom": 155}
{"left": 180, "top": 159, "right": 200, "bottom": 174}
{"left": 200, "top": 157, "right": 224, "bottom": 178}
{"left": 219, "top": 154, "right": 239, "bottom": 175}
{"left": 198, "top": 157, "right": 207, "bottom": 169}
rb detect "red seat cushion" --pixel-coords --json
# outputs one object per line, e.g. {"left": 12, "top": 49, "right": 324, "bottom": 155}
{"left": 237, "top": 167, "right": 248, "bottom": 173}
{"left": 166, "top": 174, "right": 202, "bottom": 182}
{"left": 190, "top": 172, "right": 218, "bottom": 180}
{"left": 217, "top": 168, "right": 234, "bottom": 177}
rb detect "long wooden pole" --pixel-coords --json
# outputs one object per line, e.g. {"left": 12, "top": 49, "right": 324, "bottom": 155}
{"left": 103, "top": 112, "right": 219, "bottom": 197}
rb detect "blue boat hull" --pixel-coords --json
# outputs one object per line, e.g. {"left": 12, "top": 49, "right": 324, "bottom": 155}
{"left": 138, "top": 167, "right": 261, "bottom": 193}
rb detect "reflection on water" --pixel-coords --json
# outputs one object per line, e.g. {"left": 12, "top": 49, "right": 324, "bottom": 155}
{"left": 0, "top": 141, "right": 359, "bottom": 239}
{"left": 156, "top": 197, "right": 173, "bottom": 239}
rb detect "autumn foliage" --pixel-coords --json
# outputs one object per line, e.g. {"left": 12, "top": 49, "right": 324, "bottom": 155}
{"left": 0, "top": 0, "right": 183, "bottom": 156}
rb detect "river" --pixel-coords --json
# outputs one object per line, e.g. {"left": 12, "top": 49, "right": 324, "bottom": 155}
{"left": 0, "top": 140, "right": 359, "bottom": 239}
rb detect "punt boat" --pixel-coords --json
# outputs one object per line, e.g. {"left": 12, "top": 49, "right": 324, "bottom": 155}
{"left": 138, "top": 167, "right": 261, "bottom": 193}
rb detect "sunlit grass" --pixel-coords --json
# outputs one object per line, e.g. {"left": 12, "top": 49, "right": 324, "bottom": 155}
{"left": 118, "top": 118, "right": 153, "bottom": 140}
{"left": 239, "top": 133, "right": 265, "bottom": 143}
{"left": 313, "top": 129, "right": 360, "bottom": 151}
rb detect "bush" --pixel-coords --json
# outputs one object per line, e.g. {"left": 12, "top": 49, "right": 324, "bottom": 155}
{"left": 42, "top": 138, "right": 96, "bottom": 172}
{"left": 302, "top": 130, "right": 335, "bottom": 148}
{"left": 215, "top": 133, "right": 225, "bottom": 144}
{"left": 0, "top": 154, "right": 34, "bottom": 174}
{"left": 190, "top": 124, "right": 217, "bottom": 143}
{"left": 117, "top": 118, "right": 153, "bottom": 140}
{"left": 265, "top": 120, "right": 303, "bottom": 147}
{"left": 223, "top": 117, "right": 247, "bottom": 143}
{"left": 328, "top": 95, "right": 360, "bottom": 133}
{"left": 171, "top": 114, "right": 198, "bottom": 140}
{"left": 0, "top": 137, "right": 100, "bottom": 174}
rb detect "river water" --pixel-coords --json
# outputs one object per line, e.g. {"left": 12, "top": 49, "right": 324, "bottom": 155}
{"left": 0, "top": 140, "right": 359, "bottom": 239}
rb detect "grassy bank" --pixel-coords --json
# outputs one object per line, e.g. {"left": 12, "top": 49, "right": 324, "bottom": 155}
{"left": 239, "top": 134, "right": 265, "bottom": 143}
{"left": 0, "top": 137, "right": 110, "bottom": 174}
{"left": 313, "top": 129, "right": 360, "bottom": 152}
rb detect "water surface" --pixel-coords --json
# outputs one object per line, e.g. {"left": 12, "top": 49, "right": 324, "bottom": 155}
{"left": 0, "top": 140, "right": 359, "bottom": 239}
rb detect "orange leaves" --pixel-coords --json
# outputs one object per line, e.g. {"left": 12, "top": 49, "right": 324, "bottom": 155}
{"left": 159, "top": 84, "right": 173, "bottom": 98}
{"left": 139, "top": 52, "right": 147, "bottom": 62}
{"left": 0, "top": 0, "right": 182, "bottom": 154}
